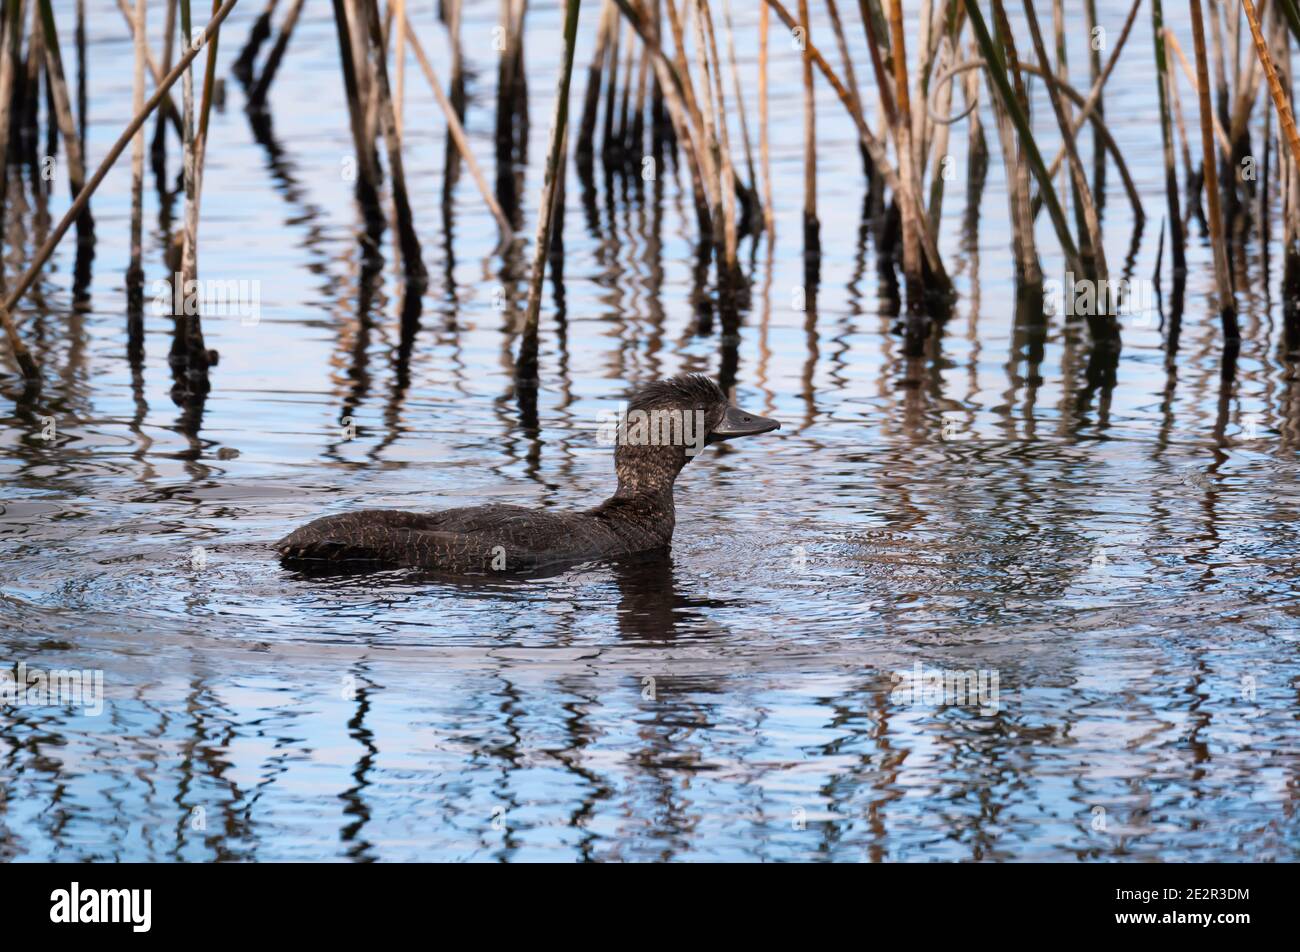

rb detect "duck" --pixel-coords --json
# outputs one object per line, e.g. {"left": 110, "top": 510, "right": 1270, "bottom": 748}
{"left": 276, "top": 374, "right": 779, "bottom": 573}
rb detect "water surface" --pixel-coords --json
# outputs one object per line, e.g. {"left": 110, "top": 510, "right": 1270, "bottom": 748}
{"left": 1, "top": 2, "right": 1299, "bottom": 861}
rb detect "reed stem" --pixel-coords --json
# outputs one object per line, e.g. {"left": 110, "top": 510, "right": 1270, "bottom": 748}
{"left": 330, "top": 0, "right": 379, "bottom": 201}
{"left": 403, "top": 9, "right": 514, "bottom": 246}
{"left": 0, "top": 0, "right": 240, "bottom": 383}
{"left": 392, "top": 0, "right": 405, "bottom": 139}
{"left": 152, "top": 0, "right": 178, "bottom": 158}
{"left": 759, "top": 0, "right": 773, "bottom": 236}
{"left": 697, "top": 0, "right": 738, "bottom": 274}
{"left": 1153, "top": 0, "right": 1187, "bottom": 273}
{"left": 613, "top": 0, "right": 713, "bottom": 241}
{"left": 767, "top": 0, "right": 951, "bottom": 294}
{"left": 37, "top": 0, "right": 91, "bottom": 224}
{"left": 964, "top": 0, "right": 1082, "bottom": 276}
{"left": 197, "top": 0, "right": 223, "bottom": 179}
{"left": 114, "top": 0, "right": 184, "bottom": 140}
{"left": 1022, "top": 1, "right": 1108, "bottom": 285}
{"left": 825, "top": 0, "right": 869, "bottom": 178}
{"left": 127, "top": 0, "right": 146, "bottom": 296}
{"left": 801, "top": 0, "right": 820, "bottom": 272}
{"left": 0, "top": 0, "right": 24, "bottom": 232}
{"left": 1242, "top": 0, "right": 1300, "bottom": 173}
{"left": 177, "top": 0, "right": 210, "bottom": 377}
{"left": 577, "top": 0, "right": 613, "bottom": 162}
{"left": 517, "top": 0, "right": 580, "bottom": 383}
{"left": 1190, "top": 0, "right": 1239, "bottom": 341}
{"left": 360, "top": 0, "right": 424, "bottom": 282}
{"left": 888, "top": 0, "right": 921, "bottom": 307}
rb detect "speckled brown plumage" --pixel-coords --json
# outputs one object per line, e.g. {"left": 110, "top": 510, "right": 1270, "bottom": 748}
{"left": 276, "top": 375, "right": 776, "bottom": 574}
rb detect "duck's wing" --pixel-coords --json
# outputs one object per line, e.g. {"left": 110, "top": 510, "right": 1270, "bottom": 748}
{"left": 416, "top": 504, "right": 544, "bottom": 535}
{"left": 390, "top": 505, "right": 570, "bottom": 571}
{"left": 275, "top": 505, "right": 565, "bottom": 569}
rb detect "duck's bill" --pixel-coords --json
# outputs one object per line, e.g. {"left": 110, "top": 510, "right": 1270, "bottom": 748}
{"left": 706, "top": 405, "right": 781, "bottom": 443}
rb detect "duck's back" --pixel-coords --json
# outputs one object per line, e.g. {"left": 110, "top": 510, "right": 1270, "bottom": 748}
{"left": 275, "top": 504, "right": 628, "bottom": 573}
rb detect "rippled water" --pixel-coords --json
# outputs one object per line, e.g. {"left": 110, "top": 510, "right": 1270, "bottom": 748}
{"left": 2, "top": 2, "right": 1299, "bottom": 861}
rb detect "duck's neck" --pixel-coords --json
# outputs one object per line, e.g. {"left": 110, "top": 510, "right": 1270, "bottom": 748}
{"left": 592, "top": 446, "right": 688, "bottom": 545}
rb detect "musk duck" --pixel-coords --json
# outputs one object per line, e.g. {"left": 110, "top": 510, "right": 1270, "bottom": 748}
{"left": 276, "top": 374, "right": 779, "bottom": 573}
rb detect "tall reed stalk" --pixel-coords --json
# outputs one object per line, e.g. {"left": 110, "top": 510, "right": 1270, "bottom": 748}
{"left": 800, "top": 0, "right": 820, "bottom": 276}
{"left": 330, "top": 0, "right": 379, "bottom": 206}
{"left": 1, "top": 0, "right": 240, "bottom": 388}
{"left": 0, "top": 0, "right": 36, "bottom": 380}
{"left": 517, "top": 0, "right": 580, "bottom": 384}
{"left": 1153, "top": 0, "right": 1186, "bottom": 274}
{"left": 601, "top": 15, "right": 622, "bottom": 163}
{"left": 127, "top": 0, "right": 146, "bottom": 298}
{"left": 494, "top": 0, "right": 528, "bottom": 218}
{"left": 616, "top": 0, "right": 713, "bottom": 242}
{"left": 1242, "top": 0, "right": 1300, "bottom": 171}
{"left": 1190, "top": 0, "right": 1239, "bottom": 343}
{"left": 37, "top": 0, "right": 91, "bottom": 232}
{"left": 197, "top": 0, "right": 222, "bottom": 178}
{"left": 666, "top": 0, "right": 721, "bottom": 231}
{"left": 825, "top": 0, "right": 869, "bottom": 178}
{"left": 1022, "top": 1, "right": 1108, "bottom": 287}
{"left": 402, "top": 9, "right": 513, "bottom": 245}
{"left": 392, "top": 0, "right": 406, "bottom": 138}
{"left": 443, "top": 0, "right": 465, "bottom": 194}
{"left": 114, "top": 0, "right": 184, "bottom": 141}
{"left": 176, "top": 0, "right": 211, "bottom": 380}
{"left": 759, "top": 0, "right": 773, "bottom": 235}
{"left": 21, "top": 2, "right": 42, "bottom": 179}
{"left": 1276, "top": 1, "right": 1300, "bottom": 332}
{"left": 768, "top": 0, "right": 951, "bottom": 296}
{"left": 152, "top": 0, "right": 178, "bottom": 160}
{"left": 964, "top": 0, "right": 1082, "bottom": 278}
{"left": 0, "top": 0, "right": 24, "bottom": 252}
{"left": 577, "top": 0, "right": 614, "bottom": 163}
{"left": 888, "top": 0, "right": 922, "bottom": 326}
{"left": 360, "top": 0, "right": 424, "bottom": 282}
{"left": 697, "top": 0, "right": 739, "bottom": 279}
{"left": 721, "top": 0, "right": 758, "bottom": 222}
{"left": 1085, "top": 0, "right": 1104, "bottom": 197}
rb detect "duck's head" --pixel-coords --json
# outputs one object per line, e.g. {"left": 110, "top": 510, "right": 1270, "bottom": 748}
{"left": 610, "top": 374, "right": 779, "bottom": 496}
